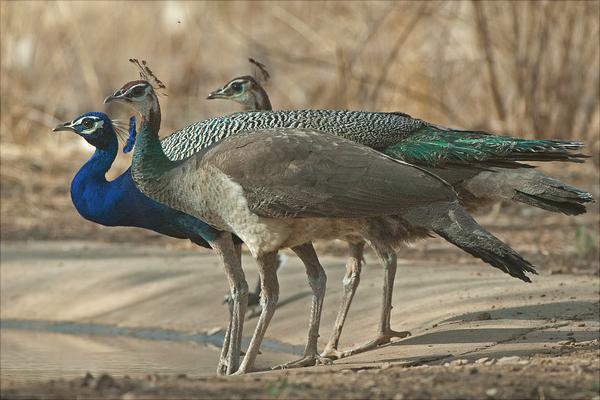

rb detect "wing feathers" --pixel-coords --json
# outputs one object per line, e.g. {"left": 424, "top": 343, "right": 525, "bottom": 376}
{"left": 202, "top": 128, "right": 455, "bottom": 218}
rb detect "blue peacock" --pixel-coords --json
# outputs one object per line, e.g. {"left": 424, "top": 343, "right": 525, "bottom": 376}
{"left": 53, "top": 111, "right": 283, "bottom": 310}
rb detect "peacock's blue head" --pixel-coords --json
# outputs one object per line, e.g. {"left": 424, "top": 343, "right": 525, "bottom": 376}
{"left": 53, "top": 112, "right": 136, "bottom": 152}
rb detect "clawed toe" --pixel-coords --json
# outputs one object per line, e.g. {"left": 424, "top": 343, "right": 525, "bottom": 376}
{"left": 272, "top": 355, "right": 331, "bottom": 370}
{"left": 321, "top": 346, "right": 344, "bottom": 360}
{"left": 338, "top": 331, "right": 411, "bottom": 359}
{"left": 388, "top": 330, "right": 411, "bottom": 340}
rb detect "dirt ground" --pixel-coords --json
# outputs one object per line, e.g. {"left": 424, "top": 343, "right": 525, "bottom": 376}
{"left": 1, "top": 347, "right": 599, "bottom": 400}
{"left": 1, "top": 235, "right": 599, "bottom": 399}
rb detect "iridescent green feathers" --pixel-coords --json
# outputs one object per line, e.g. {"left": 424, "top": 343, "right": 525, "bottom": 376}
{"left": 383, "top": 125, "right": 587, "bottom": 168}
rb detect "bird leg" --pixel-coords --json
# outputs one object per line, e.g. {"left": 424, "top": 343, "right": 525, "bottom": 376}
{"left": 340, "top": 249, "right": 410, "bottom": 359}
{"left": 274, "top": 242, "right": 330, "bottom": 369}
{"left": 321, "top": 241, "right": 364, "bottom": 360}
{"left": 235, "top": 251, "right": 279, "bottom": 374}
{"left": 210, "top": 235, "right": 248, "bottom": 375}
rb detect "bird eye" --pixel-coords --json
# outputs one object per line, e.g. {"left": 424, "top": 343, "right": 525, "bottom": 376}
{"left": 130, "top": 86, "right": 146, "bottom": 97}
{"left": 231, "top": 82, "right": 243, "bottom": 93}
{"left": 81, "top": 118, "right": 95, "bottom": 129}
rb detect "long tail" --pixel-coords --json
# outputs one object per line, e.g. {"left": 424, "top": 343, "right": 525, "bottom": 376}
{"left": 385, "top": 125, "right": 588, "bottom": 168}
{"left": 512, "top": 178, "right": 594, "bottom": 215}
{"left": 406, "top": 202, "right": 538, "bottom": 282}
{"left": 459, "top": 168, "right": 594, "bottom": 216}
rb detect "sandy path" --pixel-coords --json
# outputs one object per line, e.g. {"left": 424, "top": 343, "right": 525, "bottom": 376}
{"left": 1, "top": 240, "right": 598, "bottom": 381}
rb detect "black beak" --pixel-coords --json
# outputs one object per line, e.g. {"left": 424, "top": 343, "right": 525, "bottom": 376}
{"left": 52, "top": 122, "right": 74, "bottom": 133}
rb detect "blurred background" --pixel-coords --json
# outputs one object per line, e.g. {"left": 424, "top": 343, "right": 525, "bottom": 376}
{"left": 1, "top": 1, "right": 598, "bottom": 264}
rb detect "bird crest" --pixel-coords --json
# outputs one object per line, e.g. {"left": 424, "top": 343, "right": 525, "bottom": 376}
{"left": 248, "top": 58, "right": 270, "bottom": 85}
{"left": 129, "top": 58, "right": 168, "bottom": 96}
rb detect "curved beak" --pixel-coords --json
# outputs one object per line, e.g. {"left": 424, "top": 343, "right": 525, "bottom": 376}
{"left": 104, "top": 91, "right": 127, "bottom": 104}
{"left": 207, "top": 88, "right": 227, "bottom": 100}
{"left": 52, "top": 122, "right": 74, "bottom": 133}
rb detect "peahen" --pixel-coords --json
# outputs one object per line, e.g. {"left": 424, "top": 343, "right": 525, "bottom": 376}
{"left": 53, "top": 112, "right": 286, "bottom": 318}
{"left": 207, "top": 67, "right": 594, "bottom": 359}
{"left": 105, "top": 74, "right": 540, "bottom": 375}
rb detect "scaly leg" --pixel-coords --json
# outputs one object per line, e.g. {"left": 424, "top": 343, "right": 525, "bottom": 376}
{"left": 321, "top": 241, "right": 364, "bottom": 359}
{"left": 210, "top": 235, "right": 248, "bottom": 375}
{"left": 341, "top": 248, "right": 410, "bottom": 358}
{"left": 236, "top": 252, "right": 279, "bottom": 374}
{"left": 274, "top": 242, "right": 330, "bottom": 369}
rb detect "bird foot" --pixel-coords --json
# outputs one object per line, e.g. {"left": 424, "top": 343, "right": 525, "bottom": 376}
{"left": 320, "top": 345, "right": 345, "bottom": 360}
{"left": 272, "top": 354, "right": 332, "bottom": 370}
{"left": 216, "top": 360, "right": 228, "bottom": 376}
{"left": 340, "top": 330, "right": 411, "bottom": 359}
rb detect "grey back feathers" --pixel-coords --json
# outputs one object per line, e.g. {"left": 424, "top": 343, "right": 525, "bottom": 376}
{"left": 200, "top": 128, "right": 455, "bottom": 218}
{"left": 161, "top": 110, "right": 424, "bottom": 161}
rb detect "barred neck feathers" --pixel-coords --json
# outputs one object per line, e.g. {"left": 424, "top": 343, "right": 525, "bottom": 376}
{"left": 160, "top": 110, "right": 425, "bottom": 161}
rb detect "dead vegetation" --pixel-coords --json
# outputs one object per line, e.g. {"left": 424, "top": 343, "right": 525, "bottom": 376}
{"left": 1, "top": 1, "right": 599, "bottom": 241}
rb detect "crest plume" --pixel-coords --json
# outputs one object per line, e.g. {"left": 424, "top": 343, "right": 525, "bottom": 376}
{"left": 249, "top": 58, "right": 270, "bottom": 84}
{"left": 129, "top": 58, "right": 168, "bottom": 96}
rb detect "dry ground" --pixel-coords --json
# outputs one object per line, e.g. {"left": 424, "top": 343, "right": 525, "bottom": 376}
{"left": 1, "top": 236, "right": 599, "bottom": 399}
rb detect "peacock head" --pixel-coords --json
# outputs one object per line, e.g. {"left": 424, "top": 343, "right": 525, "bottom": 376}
{"left": 104, "top": 80, "right": 157, "bottom": 117}
{"left": 53, "top": 112, "right": 134, "bottom": 152}
{"left": 207, "top": 75, "right": 261, "bottom": 106}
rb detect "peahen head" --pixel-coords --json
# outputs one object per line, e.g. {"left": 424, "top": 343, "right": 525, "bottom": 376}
{"left": 53, "top": 112, "right": 136, "bottom": 153}
{"left": 207, "top": 75, "right": 272, "bottom": 111}
{"left": 104, "top": 80, "right": 158, "bottom": 117}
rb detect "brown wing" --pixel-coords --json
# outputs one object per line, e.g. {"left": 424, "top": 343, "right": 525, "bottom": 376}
{"left": 202, "top": 128, "right": 456, "bottom": 218}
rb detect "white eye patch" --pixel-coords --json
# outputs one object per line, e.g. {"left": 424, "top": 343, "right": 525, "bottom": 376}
{"left": 72, "top": 117, "right": 103, "bottom": 135}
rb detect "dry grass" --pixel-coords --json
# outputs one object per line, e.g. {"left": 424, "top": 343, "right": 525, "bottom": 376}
{"left": 1, "top": 1, "right": 599, "bottom": 240}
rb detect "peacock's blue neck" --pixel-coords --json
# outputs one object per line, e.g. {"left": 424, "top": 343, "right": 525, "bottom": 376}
{"left": 73, "top": 135, "right": 118, "bottom": 185}
{"left": 70, "top": 135, "right": 119, "bottom": 224}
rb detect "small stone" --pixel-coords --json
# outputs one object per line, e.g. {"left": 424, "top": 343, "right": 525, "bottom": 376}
{"left": 450, "top": 359, "right": 469, "bottom": 366}
{"left": 469, "top": 367, "right": 478, "bottom": 374}
{"left": 577, "top": 323, "right": 586, "bottom": 327}
{"left": 432, "top": 323, "right": 438, "bottom": 328}
{"left": 380, "top": 362, "right": 392, "bottom": 370}
{"left": 557, "top": 338, "right": 575, "bottom": 346}
{"left": 484, "top": 359, "right": 497, "bottom": 366}
{"left": 475, "top": 357, "right": 489, "bottom": 364}
{"left": 485, "top": 388, "right": 498, "bottom": 397}
{"left": 95, "top": 374, "right": 117, "bottom": 390}
{"left": 206, "top": 327, "right": 224, "bottom": 336}
{"left": 477, "top": 312, "right": 492, "bottom": 321}
{"left": 82, "top": 372, "right": 94, "bottom": 387}
{"left": 443, "top": 362, "right": 450, "bottom": 367}
{"left": 497, "top": 356, "right": 520, "bottom": 364}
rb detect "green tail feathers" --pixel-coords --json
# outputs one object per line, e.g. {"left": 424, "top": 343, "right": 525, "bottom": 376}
{"left": 384, "top": 126, "right": 588, "bottom": 168}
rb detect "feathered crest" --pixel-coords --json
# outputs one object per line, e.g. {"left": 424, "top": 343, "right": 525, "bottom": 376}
{"left": 249, "top": 58, "right": 270, "bottom": 84}
{"left": 129, "top": 58, "right": 168, "bottom": 96}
